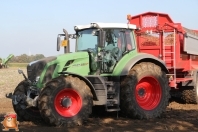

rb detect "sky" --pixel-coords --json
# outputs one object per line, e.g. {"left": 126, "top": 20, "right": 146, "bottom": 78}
{"left": 0, "top": 0, "right": 198, "bottom": 58}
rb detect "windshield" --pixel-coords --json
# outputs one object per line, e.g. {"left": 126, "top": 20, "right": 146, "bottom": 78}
{"left": 76, "top": 29, "right": 97, "bottom": 51}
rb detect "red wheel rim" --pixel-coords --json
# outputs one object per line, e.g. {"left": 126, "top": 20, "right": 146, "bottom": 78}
{"left": 54, "top": 89, "right": 82, "bottom": 117}
{"left": 135, "top": 76, "right": 162, "bottom": 110}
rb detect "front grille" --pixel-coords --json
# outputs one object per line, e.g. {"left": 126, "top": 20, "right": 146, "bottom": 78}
{"left": 27, "top": 56, "right": 57, "bottom": 82}
{"left": 42, "top": 64, "right": 57, "bottom": 84}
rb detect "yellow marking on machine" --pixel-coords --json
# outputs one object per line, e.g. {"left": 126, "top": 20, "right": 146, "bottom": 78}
{"left": 61, "top": 40, "right": 68, "bottom": 47}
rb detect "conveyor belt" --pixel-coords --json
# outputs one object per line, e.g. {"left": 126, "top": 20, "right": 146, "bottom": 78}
{"left": 183, "top": 27, "right": 198, "bottom": 55}
{"left": 183, "top": 27, "right": 198, "bottom": 37}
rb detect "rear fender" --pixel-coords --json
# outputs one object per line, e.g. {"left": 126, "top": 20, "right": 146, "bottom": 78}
{"left": 120, "top": 53, "right": 169, "bottom": 76}
{"left": 59, "top": 72, "right": 98, "bottom": 101}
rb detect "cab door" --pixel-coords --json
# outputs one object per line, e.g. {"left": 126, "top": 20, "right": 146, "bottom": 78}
{"left": 100, "top": 29, "right": 126, "bottom": 73}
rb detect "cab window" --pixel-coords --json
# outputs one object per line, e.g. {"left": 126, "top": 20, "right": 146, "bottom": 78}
{"left": 125, "top": 30, "right": 135, "bottom": 50}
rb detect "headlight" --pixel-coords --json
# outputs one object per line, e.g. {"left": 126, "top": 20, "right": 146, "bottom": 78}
{"left": 93, "top": 23, "right": 97, "bottom": 27}
{"left": 74, "top": 26, "right": 78, "bottom": 30}
{"left": 36, "top": 76, "right": 40, "bottom": 82}
{"left": 91, "top": 23, "right": 97, "bottom": 27}
{"left": 28, "top": 60, "right": 39, "bottom": 66}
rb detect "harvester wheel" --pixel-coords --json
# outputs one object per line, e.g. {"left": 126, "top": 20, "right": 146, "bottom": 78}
{"left": 12, "top": 81, "right": 41, "bottom": 121}
{"left": 181, "top": 88, "right": 198, "bottom": 104}
{"left": 181, "top": 72, "right": 198, "bottom": 104}
{"left": 120, "top": 62, "right": 170, "bottom": 119}
{"left": 38, "top": 75, "right": 93, "bottom": 126}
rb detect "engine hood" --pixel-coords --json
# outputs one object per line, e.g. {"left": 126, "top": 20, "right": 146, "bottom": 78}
{"left": 56, "top": 51, "right": 89, "bottom": 61}
{"left": 27, "top": 51, "right": 90, "bottom": 85}
{"left": 36, "top": 51, "right": 90, "bottom": 87}
{"left": 54, "top": 51, "right": 90, "bottom": 74}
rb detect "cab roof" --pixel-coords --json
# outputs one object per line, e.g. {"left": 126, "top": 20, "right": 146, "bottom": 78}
{"left": 74, "top": 22, "right": 137, "bottom": 31}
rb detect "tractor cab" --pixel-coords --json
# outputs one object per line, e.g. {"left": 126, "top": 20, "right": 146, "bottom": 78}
{"left": 57, "top": 23, "right": 137, "bottom": 74}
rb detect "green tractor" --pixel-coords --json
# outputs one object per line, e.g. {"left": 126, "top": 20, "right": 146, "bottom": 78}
{"left": 12, "top": 23, "right": 170, "bottom": 126}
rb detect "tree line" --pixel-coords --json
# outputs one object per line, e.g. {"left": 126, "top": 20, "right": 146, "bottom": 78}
{"left": 9, "top": 54, "right": 45, "bottom": 63}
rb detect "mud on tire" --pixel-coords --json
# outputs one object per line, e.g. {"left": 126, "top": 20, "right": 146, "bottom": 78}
{"left": 38, "top": 75, "right": 93, "bottom": 126}
{"left": 12, "top": 81, "right": 41, "bottom": 121}
{"left": 120, "top": 62, "right": 170, "bottom": 119}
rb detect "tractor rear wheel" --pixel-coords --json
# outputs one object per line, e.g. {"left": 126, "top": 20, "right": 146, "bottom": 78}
{"left": 38, "top": 75, "right": 93, "bottom": 126}
{"left": 12, "top": 81, "right": 41, "bottom": 121}
{"left": 120, "top": 62, "right": 170, "bottom": 119}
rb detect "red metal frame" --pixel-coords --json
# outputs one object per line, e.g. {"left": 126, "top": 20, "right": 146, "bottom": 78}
{"left": 127, "top": 12, "right": 198, "bottom": 88}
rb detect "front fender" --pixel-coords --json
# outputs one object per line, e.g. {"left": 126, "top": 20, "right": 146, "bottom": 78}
{"left": 59, "top": 72, "right": 98, "bottom": 101}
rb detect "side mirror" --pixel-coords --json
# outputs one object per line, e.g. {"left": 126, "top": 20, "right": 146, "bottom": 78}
{"left": 57, "top": 35, "right": 61, "bottom": 51}
{"left": 18, "top": 69, "right": 23, "bottom": 74}
{"left": 98, "top": 31, "right": 106, "bottom": 48}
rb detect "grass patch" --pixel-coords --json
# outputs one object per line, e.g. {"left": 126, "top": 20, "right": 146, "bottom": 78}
{"left": 7, "top": 63, "right": 28, "bottom": 68}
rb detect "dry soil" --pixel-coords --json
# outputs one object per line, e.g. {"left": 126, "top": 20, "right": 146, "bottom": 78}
{"left": 0, "top": 68, "right": 198, "bottom": 132}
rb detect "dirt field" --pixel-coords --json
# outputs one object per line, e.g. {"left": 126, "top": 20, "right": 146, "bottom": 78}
{"left": 1, "top": 68, "right": 198, "bottom": 132}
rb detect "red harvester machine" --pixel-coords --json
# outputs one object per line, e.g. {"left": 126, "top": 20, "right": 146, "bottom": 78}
{"left": 127, "top": 12, "right": 198, "bottom": 103}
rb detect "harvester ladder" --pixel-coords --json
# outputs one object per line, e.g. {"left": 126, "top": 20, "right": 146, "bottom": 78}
{"left": 163, "top": 29, "right": 176, "bottom": 86}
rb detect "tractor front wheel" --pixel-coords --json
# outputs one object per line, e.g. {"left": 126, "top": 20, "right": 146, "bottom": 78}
{"left": 120, "top": 62, "right": 170, "bottom": 119}
{"left": 38, "top": 75, "right": 93, "bottom": 126}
